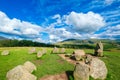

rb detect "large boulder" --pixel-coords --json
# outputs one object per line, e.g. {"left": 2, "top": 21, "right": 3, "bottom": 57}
{"left": 6, "top": 65, "right": 37, "bottom": 80}
{"left": 1, "top": 50, "right": 9, "bottom": 55}
{"left": 94, "top": 41, "right": 103, "bottom": 57}
{"left": 90, "top": 58, "right": 107, "bottom": 80}
{"left": 23, "top": 61, "right": 36, "bottom": 73}
{"left": 28, "top": 47, "right": 36, "bottom": 54}
{"left": 73, "top": 50, "right": 85, "bottom": 61}
{"left": 73, "top": 62, "right": 89, "bottom": 80}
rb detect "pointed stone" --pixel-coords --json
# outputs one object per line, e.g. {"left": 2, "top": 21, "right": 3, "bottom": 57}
{"left": 94, "top": 41, "right": 103, "bottom": 57}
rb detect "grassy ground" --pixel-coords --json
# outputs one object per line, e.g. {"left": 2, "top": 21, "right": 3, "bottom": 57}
{"left": 0, "top": 47, "right": 120, "bottom": 80}
{"left": 0, "top": 47, "right": 74, "bottom": 80}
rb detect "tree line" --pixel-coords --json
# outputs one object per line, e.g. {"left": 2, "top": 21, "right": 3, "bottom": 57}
{"left": 0, "top": 39, "right": 55, "bottom": 47}
{"left": 0, "top": 39, "right": 119, "bottom": 50}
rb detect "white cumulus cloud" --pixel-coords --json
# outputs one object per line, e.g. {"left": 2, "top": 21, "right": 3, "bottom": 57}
{"left": 45, "top": 25, "right": 82, "bottom": 43}
{"left": 64, "top": 11, "right": 106, "bottom": 33}
{"left": 0, "top": 11, "right": 43, "bottom": 39}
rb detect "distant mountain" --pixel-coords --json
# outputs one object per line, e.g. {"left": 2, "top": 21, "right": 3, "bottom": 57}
{"left": 61, "top": 39, "right": 77, "bottom": 42}
{"left": 57, "top": 38, "right": 120, "bottom": 45}
{"left": 0, "top": 36, "right": 8, "bottom": 40}
{"left": 55, "top": 38, "right": 120, "bottom": 49}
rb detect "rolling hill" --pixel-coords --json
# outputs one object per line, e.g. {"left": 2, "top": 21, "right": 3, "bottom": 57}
{"left": 0, "top": 36, "right": 8, "bottom": 40}
{"left": 55, "top": 39, "right": 120, "bottom": 50}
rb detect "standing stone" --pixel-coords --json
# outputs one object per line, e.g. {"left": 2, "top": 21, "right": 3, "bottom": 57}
{"left": 90, "top": 58, "right": 107, "bottom": 80}
{"left": 52, "top": 47, "right": 59, "bottom": 54}
{"left": 94, "top": 41, "right": 103, "bottom": 57}
{"left": 1, "top": 50, "right": 9, "bottom": 55}
{"left": 37, "top": 51, "right": 43, "bottom": 58}
{"left": 6, "top": 65, "right": 37, "bottom": 80}
{"left": 23, "top": 61, "right": 36, "bottom": 73}
{"left": 73, "top": 50, "right": 85, "bottom": 61}
{"left": 60, "top": 48, "right": 65, "bottom": 53}
{"left": 28, "top": 47, "right": 36, "bottom": 54}
{"left": 73, "top": 62, "right": 89, "bottom": 80}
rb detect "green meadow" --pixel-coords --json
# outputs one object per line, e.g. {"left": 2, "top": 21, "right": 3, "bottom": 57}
{"left": 0, "top": 47, "right": 120, "bottom": 80}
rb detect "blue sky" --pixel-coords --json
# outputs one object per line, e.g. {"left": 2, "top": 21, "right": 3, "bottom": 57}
{"left": 0, "top": 0, "right": 120, "bottom": 43}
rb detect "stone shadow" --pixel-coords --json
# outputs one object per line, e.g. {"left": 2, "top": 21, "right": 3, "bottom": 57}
{"left": 65, "top": 71, "right": 74, "bottom": 80}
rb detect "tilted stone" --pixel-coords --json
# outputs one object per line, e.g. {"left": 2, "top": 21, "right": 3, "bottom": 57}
{"left": 90, "top": 58, "right": 107, "bottom": 80}
{"left": 1, "top": 50, "right": 9, "bottom": 55}
{"left": 73, "top": 62, "right": 89, "bottom": 80}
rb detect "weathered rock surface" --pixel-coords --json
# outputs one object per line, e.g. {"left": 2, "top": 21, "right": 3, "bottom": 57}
{"left": 29, "top": 47, "right": 36, "bottom": 54}
{"left": 73, "top": 50, "right": 85, "bottom": 61}
{"left": 23, "top": 61, "right": 36, "bottom": 73}
{"left": 1, "top": 50, "right": 9, "bottom": 55}
{"left": 37, "top": 51, "right": 43, "bottom": 58}
{"left": 94, "top": 41, "right": 103, "bottom": 57}
{"left": 85, "top": 54, "right": 93, "bottom": 64}
{"left": 90, "top": 58, "right": 107, "bottom": 80}
{"left": 73, "top": 62, "right": 89, "bottom": 80}
{"left": 6, "top": 65, "right": 37, "bottom": 80}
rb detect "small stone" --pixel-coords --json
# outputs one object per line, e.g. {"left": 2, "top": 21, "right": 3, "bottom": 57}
{"left": 1, "top": 50, "right": 9, "bottom": 55}
{"left": 37, "top": 51, "right": 43, "bottom": 58}
{"left": 28, "top": 47, "right": 36, "bottom": 54}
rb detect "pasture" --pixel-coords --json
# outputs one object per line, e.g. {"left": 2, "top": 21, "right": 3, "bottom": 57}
{"left": 0, "top": 47, "right": 120, "bottom": 80}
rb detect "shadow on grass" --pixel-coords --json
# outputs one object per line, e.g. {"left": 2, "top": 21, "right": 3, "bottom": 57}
{"left": 65, "top": 71, "right": 74, "bottom": 80}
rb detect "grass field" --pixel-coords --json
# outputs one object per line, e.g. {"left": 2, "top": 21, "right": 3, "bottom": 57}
{"left": 0, "top": 47, "right": 120, "bottom": 80}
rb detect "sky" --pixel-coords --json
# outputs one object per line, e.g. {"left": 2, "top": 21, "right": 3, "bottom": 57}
{"left": 0, "top": 0, "right": 120, "bottom": 43}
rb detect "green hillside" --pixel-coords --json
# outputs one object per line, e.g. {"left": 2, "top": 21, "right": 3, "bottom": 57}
{"left": 56, "top": 39, "right": 120, "bottom": 50}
